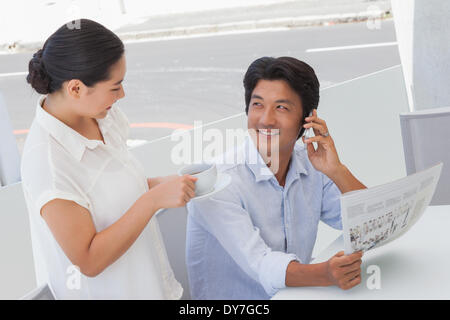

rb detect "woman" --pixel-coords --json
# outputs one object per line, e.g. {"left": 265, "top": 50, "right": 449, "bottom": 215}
{"left": 20, "top": 19, "right": 197, "bottom": 299}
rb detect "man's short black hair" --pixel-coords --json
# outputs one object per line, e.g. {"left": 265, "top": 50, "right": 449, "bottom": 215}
{"left": 243, "top": 56, "right": 320, "bottom": 138}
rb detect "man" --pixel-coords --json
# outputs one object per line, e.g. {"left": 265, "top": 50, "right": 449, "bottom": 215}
{"left": 186, "top": 57, "right": 366, "bottom": 299}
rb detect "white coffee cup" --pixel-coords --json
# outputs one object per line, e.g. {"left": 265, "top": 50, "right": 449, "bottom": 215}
{"left": 178, "top": 163, "right": 217, "bottom": 196}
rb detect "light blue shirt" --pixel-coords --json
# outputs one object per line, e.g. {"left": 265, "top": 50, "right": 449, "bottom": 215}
{"left": 186, "top": 137, "right": 342, "bottom": 299}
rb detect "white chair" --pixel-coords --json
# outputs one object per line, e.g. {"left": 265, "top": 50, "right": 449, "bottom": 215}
{"left": 20, "top": 283, "right": 55, "bottom": 300}
{"left": 0, "top": 92, "right": 21, "bottom": 186}
{"left": 155, "top": 207, "right": 191, "bottom": 300}
{"left": 400, "top": 106, "right": 450, "bottom": 205}
{"left": 0, "top": 182, "right": 37, "bottom": 299}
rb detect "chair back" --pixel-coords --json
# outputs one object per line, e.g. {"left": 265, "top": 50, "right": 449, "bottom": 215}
{"left": 0, "top": 92, "right": 21, "bottom": 186}
{"left": 20, "top": 283, "right": 55, "bottom": 300}
{"left": 0, "top": 182, "right": 37, "bottom": 299}
{"left": 400, "top": 107, "right": 450, "bottom": 205}
{"left": 155, "top": 207, "right": 191, "bottom": 299}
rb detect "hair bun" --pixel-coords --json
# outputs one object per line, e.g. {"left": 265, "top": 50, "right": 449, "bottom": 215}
{"left": 27, "top": 49, "right": 51, "bottom": 94}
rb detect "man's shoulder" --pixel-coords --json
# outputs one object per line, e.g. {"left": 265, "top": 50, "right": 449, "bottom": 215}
{"left": 215, "top": 161, "right": 251, "bottom": 197}
{"left": 210, "top": 143, "right": 249, "bottom": 176}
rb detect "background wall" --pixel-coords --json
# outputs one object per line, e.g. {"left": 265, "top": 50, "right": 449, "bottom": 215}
{"left": 392, "top": 0, "right": 450, "bottom": 111}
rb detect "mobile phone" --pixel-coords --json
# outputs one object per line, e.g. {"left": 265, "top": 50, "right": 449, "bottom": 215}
{"left": 303, "top": 111, "right": 318, "bottom": 150}
{"left": 303, "top": 111, "right": 313, "bottom": 140}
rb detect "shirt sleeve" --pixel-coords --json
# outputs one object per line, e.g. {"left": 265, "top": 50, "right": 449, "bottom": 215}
{"left": 21, "top": 147, "right": 90, "bottom": 217}
{"left": 33, "top": 184, "right": 90, "bottom": 216}
{"left": 320, "top": 172, "right": 343, "bottom": 230}
{"left": 187, "top": 185, "right": 299, "bottom": 297}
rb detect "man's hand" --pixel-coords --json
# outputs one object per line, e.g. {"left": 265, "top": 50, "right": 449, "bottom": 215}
{"left": 325, "top": 250, "right": 363, "bottom": 290}
{"left": 302, "top": 109, "right": 342, "bottom": 178}
{"left": 302, "top": 109, "right": 367, "bottom": 193}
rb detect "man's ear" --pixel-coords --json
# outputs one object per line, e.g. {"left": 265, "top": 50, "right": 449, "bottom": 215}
{"left": 297, "top": 111, "right": 308, "bottom": 139}
{"left": 65, "top": 79, "right": 86, "bottom": 99}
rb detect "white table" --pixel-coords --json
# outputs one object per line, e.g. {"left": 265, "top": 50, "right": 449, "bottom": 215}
{"left": 273, "top": 205, "right": 450, "bottom": 299}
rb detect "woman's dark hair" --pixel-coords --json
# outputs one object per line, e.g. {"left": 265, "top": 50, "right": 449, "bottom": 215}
{"left": 243, "top": 56, "right": 320, "bottom": 138}
{"left": 27, "top": 19, "right": 124, "bottom": 94}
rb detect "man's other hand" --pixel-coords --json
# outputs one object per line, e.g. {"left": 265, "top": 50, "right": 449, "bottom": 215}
{"left": 325, "top": 250, "right": 363, "bottom": 290}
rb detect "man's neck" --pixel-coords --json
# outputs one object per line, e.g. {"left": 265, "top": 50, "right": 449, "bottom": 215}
{"left": 266, "top": 147, "right": 294, "bottom": 187}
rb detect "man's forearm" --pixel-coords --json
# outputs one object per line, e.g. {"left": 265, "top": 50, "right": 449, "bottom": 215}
{"left": 328, "top": 164, "right": 366, "bottom": 194}
{"left": 285, "top": 260, "right": 332, "bottom": 287}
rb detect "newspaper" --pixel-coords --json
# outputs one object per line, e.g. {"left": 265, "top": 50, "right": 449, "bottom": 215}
{"left": 341, "top": 163, "right": 443, "bottom": 254}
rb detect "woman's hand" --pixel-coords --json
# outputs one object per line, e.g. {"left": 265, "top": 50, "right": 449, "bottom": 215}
{"left": 302, "top": 109, "right": 343, "bottom": 177}
{"left": 148, "top": 175, "right": 197, "bottom": 210}
{"left": 147, "top": 175, "right": 178, "bottom": 189}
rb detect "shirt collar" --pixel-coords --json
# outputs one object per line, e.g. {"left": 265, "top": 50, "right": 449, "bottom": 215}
{"left": 35, "top": 95, "right": 114, "bottom": 162}
{"left": 244, "top": 135, "right": 308, "bottom": 183}
{"left": 290, "top": 144, "right": 309, "bottom": 177}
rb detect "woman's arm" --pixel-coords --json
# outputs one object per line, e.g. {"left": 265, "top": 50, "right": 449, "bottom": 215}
{"left": 41, "top": 175, "right": 196, "bottom": 277}
{"left": 41, "top": 191, "right": 158, "bottom": 277}
{"left": 147, "top": 175, "right": 178, "bottom": 189}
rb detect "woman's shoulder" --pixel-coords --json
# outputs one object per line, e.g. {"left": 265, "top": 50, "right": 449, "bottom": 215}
{"left": 21, "top": 128, "right": 50, "bottom": 168}
{"left": 21, "top": 121, "right": 70, "bottom": 186}
{"left": 21, "top": 120, "right": 50, "bottom": 164}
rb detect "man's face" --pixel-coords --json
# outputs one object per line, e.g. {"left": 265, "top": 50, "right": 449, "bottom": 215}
{"left": 247, "top": 79, "right": 303, "bottom": 160}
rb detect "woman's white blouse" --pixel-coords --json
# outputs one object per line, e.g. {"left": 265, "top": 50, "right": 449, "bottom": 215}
{"left": 20, "top": 96, "right": 183, "bottom": 299}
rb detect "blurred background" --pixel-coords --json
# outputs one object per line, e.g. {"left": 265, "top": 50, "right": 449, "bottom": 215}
{"left": 0, "top": 0, "right": 396, "bottom": 154}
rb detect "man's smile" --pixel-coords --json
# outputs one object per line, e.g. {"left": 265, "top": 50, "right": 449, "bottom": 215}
{"left": 257, "top": 128, "right": 280, "bottom": 136}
